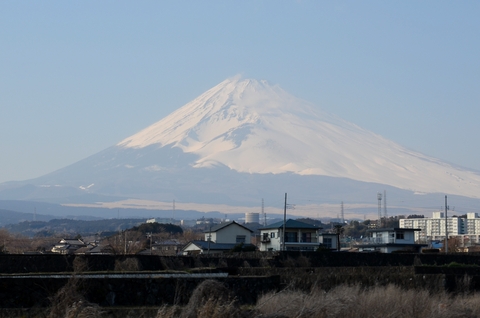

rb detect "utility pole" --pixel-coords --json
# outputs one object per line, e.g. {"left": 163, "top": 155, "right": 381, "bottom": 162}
{"left": 207, "top": 225, "right": 212, "bottom": 255}
{"left": 148, "top": 232, "right": 152, "bottom": 255}
{"left": 341, "top": 201, "right": 344, "bottom": 225}
{"left": 262, "top": 198, "right": 266, "bottom": 226}
{"left": 124, "top": 231, "right": 127, "bottom": 255}
{"left": 383, "top": 190, "right": 387, "bottom": 222}
{"left": 283, "top": 193, "right": 287, "bottom": 251}
{"left": 377, "top": 192, "right": 382, "bottom": 228}
{"left": 445, "top": 195, "right": 448, "bottom": 254}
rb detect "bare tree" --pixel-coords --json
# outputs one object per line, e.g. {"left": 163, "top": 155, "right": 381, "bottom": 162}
{"left": 333, "top": 225, "right": 344, "bottom": 251}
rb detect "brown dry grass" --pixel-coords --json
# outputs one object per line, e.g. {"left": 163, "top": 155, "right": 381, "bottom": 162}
{"left": 46, "top": 277, "right": 104, "bottom": 318}
{"left": 255, "top": 284, "right": 480, "bottom": 318}
{"left": 41, "top": 275, "right": 480, "bottom": 318}
{"left": 156, "top": 280, "right": 480, "bottom": 318}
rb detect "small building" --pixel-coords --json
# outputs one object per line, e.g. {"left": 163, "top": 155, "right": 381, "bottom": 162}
{"left": 259, "top": 219, "right": 321, "bottom": 252}
{"left": 151, "top": 239, "right": 184, "bottom": 255}
{"left": 318, "top": 233, "right": 340, "bottom": 251}
{"left": 203, "top": 221, "right": 253, "bottom": 244}
{"left": 356, "top": 228, "right": 427, "bottom": 253}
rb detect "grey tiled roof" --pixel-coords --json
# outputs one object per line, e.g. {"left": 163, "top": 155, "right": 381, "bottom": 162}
{"left": 203, "top": 221, "right": 253, "bottom": 233}
{"left": 185, "top": 240, "right": 255, "bottom": 251}
{"left": 260, "top": 219, "right": 320, "bottom": 230}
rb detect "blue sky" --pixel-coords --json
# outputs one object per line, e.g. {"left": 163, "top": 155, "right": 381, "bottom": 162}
{"left": 1, "top": 1, "right": 479, "bottom": 183}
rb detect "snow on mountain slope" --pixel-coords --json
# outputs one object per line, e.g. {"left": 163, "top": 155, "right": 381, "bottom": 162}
{"left": 118, "top": 76, "right": 480, "bottom": 198}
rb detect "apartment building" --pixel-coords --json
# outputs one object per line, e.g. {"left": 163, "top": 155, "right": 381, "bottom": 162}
{"left": 400, "top": 212, "right": 480, "bottom": 244}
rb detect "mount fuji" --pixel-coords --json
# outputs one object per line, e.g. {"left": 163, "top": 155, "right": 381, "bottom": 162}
{"left": 2, "top": 76, "right": 480, "bottom": 217}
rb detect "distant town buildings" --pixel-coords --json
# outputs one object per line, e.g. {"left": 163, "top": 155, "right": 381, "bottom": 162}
{"left": 400, "top": 212, "right": 480, "bottom": 244}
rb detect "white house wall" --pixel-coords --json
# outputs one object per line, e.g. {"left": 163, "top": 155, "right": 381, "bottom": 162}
{"left": 182, "top": 243, "right": 202, "bottom": 254}
{"left": 206, "top": 224, "right": 252, "bottom": 244}
{"left": 260, "top": 229, "right": 282, "bottom": 251}
{"left": 204, "top": 232, "right": 217, "bottom": 242}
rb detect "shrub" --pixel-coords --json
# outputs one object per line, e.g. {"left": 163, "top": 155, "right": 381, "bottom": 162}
{"left": 114, "top": 257, "right": 142, "bottom": 271}
{"left": 46, "top": 277, "right": 103, "bottom": 318}
{"left": 179, "top": 279, "right": 234, "bottom": 318}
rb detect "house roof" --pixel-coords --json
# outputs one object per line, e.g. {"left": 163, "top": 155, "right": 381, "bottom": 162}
{"left": 260, "top": 219, "right": 320, "bottom": 230}
{"left": 319, "top": 233, "right": 338, "bottom": 237}
{"left": 203, "top": 221, "right": 253, "bottom": 233}
{"left": 153, "top": 239, "right": 184, "bottom": 246}
{"left": 183, "top": 240, "right": 255, "bottom": 251}
{"left": 59, "top": 239, "right": 86, "bottom": 246}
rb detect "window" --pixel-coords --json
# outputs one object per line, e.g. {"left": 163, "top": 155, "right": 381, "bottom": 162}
{"left": 323, "top": 238, "right": 332, "bottom": 249}
{"left": 270, "top": 232, "right": 275, "bottom": 238}
{"left": 285, "top": 232, "right": 298, "bottom": 242}
{"left": 301, "top": 232, "right": 312, "bottom": 242}
{"left": 236, "top": 235, "right": 246, "bottom": 243}
{"left": 396, "top": 232, "right": 405, "bottom": 240}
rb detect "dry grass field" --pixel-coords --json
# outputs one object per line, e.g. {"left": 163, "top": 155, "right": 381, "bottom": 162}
{"left": 40, "top": 278, "right": 480, "bottom": 318}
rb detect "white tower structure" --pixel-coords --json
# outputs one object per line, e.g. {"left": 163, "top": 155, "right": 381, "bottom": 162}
{"left": 245, "top": 212, "right": 260, "bottom": 224}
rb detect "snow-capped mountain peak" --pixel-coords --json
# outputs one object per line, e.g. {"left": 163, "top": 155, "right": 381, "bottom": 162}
{"left": 117, "top": 76, "right": 480, "bottom": 198}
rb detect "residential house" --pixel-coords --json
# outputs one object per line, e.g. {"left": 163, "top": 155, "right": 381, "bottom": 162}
{"left": 356, "top": 228, "right": 427, "bottom": 253}
{"left": 259, "top": 219, "right": 321, "bottom": 252}
{"left": 51, "top": 238, "right": 87, "bottom": 254}
{"left": 75, "top": 244, "right": 114, "bottom": 255}
{"left": 151, "top": 239, "right": 184, "bottom": 255}
{"left": 181, "top": 221, "right": 255, "bottom": 255}
{"left": 203, "top": 221, "right": 253, "bottom": 244}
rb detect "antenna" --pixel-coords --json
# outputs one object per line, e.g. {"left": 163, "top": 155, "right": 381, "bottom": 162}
{"left": 377, "top": 192, "right": 382, "bottom": 228}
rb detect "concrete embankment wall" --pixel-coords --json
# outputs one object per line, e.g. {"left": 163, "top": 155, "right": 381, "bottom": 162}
{"left": 0, "top": 275, "right": 280, "bottom": 308}
{"left": 3, "top": 252, "right": 480, "bottom": 273}
{"left": 2, "top": 252, "right": 480, "bottom": 309}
